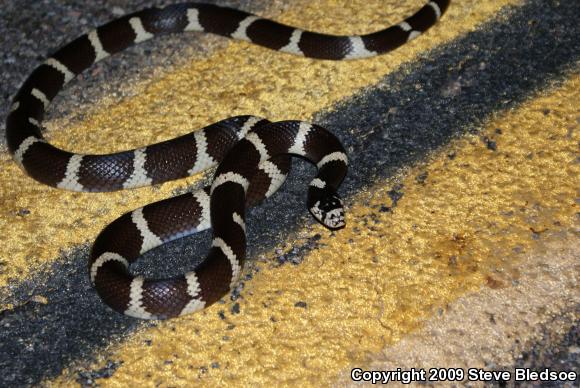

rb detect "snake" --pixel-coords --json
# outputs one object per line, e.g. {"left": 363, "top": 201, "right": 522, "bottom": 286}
{"left": 5, "top": 1, "right": 450, "bottom": 319}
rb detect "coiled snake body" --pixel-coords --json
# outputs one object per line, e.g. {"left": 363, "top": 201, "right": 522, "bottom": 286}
{"left": 6, "top": 1, "right": 449, "bottom": 319}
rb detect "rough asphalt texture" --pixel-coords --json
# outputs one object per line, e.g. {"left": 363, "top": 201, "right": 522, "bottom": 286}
{"left": 506, "top": 322, "right": 579, "bottom": 388}
{"left": 0, "top": 0, "right": 282, "bottom": 143}
{"left": 1, "top": 0, "right": 579, "bottom": 386}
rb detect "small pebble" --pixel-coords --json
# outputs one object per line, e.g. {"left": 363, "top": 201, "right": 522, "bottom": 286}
{"left": 111, "top": 6, "right": 125, "bottom": 16}
{"left": 17, "top": 208, "right": 30, "bottom": 217}
{"left": 294, "top": 301, "right": 307, "bottom": 308}
{"left": 483, "top": 136, "right": 497, "bottom": 151}
{"left": 416, "top": 171, "right": 428, "bottom": 184}
{"left": 387, "top": 185, "right": 404, "bottom": 206}
{"left": 31, "top": 295, "right": 48, "bottom": 304}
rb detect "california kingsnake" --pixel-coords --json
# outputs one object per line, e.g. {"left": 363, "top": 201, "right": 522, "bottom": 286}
{"left": 6, "top": 1, "right": 449, "bottom": 319}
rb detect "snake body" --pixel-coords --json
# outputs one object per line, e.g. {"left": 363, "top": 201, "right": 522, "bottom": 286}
{"left": 6, "top": 1, "right": 449, "bottom": 319}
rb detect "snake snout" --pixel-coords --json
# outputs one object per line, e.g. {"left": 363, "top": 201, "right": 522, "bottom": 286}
{"left": 309, "top": 193, "right": 346, "bottom": 230}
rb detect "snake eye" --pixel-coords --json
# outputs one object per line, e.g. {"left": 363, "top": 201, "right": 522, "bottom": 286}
{"left": 309, "top": 193, "right": 345, "bottom": 230}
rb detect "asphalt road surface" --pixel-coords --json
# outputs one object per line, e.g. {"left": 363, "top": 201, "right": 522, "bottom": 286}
{"left": 0, "top": 0, "right": 578, "bottom": 386}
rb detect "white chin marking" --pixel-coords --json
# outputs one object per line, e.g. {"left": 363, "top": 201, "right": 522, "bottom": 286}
{"left": 324, "top": 208, "right": 345, "bottom": 228}
{"left": 310, "top": 201, "right": 324, "bottom": 222}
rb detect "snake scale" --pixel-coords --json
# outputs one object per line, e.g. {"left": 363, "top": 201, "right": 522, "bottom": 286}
{"left": 6, "top": 1, "right": 450, "bottom": 319}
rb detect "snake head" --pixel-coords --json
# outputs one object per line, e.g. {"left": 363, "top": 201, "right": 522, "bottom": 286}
{"left": 309, "top": 193, "right": 345, "bottom": 230}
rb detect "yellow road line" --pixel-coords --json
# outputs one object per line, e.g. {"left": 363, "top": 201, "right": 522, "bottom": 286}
{"left": 0, "top": 0, "right": 520, "bottom": 289}
{"left": 336, "top": 238, "right": 578, "bottom": 384}
{"left": 50, "top": 72, "right": 578, "bottom": 387}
